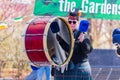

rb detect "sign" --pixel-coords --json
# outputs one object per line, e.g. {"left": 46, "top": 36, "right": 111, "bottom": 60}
{"left": 34, "top": 0, "right": 120, "bottom": 20}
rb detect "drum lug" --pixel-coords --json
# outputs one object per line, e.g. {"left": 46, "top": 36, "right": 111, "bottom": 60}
{"left": 44, "top": 48, "right": 48, "bottom": 52}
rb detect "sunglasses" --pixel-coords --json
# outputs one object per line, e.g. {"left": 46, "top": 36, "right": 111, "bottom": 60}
{"left": 68, "top": 20, "right": 77, "bottom": 24}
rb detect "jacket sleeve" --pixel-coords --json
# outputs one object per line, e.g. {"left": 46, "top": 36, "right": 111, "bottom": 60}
{"left": 56, "top": 34, "right": 70, "bottom": 53}
{"left": 80, "top": 35, "right": 93, "bottom": 54}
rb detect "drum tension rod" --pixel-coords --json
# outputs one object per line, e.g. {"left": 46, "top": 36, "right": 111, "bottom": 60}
{"left": 26, "top": 22, "right": 47, "bottom": 25}
{"left": 22, "top": 34, "right": 47, "bottom": 36}
{"left": 26, "top": 49, "right": 44, "bottom": 52}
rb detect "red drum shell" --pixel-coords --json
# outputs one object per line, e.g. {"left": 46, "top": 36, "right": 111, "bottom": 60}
{"left": 24, "top": 17, "right": 74, "bottom": 66}
{"left": 25, "top": 18, "right": 49, "bottom": 66}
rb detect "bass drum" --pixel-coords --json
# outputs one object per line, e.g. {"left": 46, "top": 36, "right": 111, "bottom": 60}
{"left": 24, "top": 17, "right": 74, "bottom": 66}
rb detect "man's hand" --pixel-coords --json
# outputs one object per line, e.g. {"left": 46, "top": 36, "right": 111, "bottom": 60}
{"left": 78, "top": 33, "right": 85, "bottom": 43}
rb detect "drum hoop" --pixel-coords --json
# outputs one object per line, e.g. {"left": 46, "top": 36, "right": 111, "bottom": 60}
{"left": 43, "top": 17, "right": 74, "bottom": 66}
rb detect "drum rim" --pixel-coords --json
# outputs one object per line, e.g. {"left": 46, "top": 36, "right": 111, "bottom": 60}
{"left": 43, "top": 17, "right": 74, "bottom": 66}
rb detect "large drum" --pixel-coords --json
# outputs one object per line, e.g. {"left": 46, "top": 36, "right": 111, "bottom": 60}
{"left": 24, "top": 17, "right": 74, "bottom": 66}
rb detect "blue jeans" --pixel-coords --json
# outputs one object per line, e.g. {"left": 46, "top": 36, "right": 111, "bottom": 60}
{"left": 37, "top": 66, "right": 51, "bottom": 80}
{"left": 25, "top": 66, "right": 51, "bottom": 80}
{"left": 25, "top": 70, "right": 37, "bottom": 80}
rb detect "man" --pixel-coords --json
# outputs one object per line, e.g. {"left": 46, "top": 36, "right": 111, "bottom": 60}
{"left": 54, "top": 11, "right": 93, "bottom": 80}
{"left": 112, "top": 28, "right": 120, "bottom": 57}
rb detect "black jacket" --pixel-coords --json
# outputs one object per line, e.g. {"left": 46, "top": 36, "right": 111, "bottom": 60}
{"left": 56, "top": 29, "right": 93, "bottom": 65}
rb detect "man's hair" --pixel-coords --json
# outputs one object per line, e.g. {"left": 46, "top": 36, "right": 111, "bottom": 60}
{"left": 68, "top": 12, "right": 79, "bottom": 21}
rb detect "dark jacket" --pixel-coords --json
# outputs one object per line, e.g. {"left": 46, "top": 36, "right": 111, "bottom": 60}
{"left": 56, "top": 29, "right": 93, "bottom": 65}
{"left": 72, "top": 30, "right": 93, "bottom": 64}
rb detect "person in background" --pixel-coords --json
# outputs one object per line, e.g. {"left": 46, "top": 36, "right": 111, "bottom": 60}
{"left": 25, "top": 65, "right": 51, "bottom": 80}
{"left": 54, "top": 11, "right": 93, "bottom": 80}
{"left": 112, "top": 28, "right": 120, "bottom": 57}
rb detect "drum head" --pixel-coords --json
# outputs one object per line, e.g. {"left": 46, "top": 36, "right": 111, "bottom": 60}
{"left": 44, "top": 17, "right": 74, "bottom": 66}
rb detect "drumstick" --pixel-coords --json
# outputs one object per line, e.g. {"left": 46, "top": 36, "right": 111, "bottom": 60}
{"left": 112, "top": 34, "right": 120, "bottom": 44}
{"left": 112, "top": 28, "right": 120, "bottom": 57}
{"left": 112, "top": 28, "right": 120, "bottom": 44}
{"left": 112, "top": 28, "right": 120, "bottom": 37}
{"left": 75, "top": 20, "right": 89, "bottom": 43}
{"left": 50, "top": 21, "right": 60, "bottom": 33}
{"left": 79, "top": 20, "right": 89, "bottom": 32}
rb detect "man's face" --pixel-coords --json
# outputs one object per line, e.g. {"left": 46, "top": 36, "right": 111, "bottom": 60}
{"left": 68, "top": 16, "right": 78, "bottom": 31}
